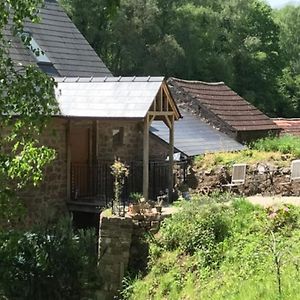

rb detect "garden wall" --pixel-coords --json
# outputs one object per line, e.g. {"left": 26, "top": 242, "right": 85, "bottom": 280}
{"left": 97, "top": 212, "right": 165, "bottom": 300}
{"left": 187, "top": 163, "right": 300, "bottom": 196}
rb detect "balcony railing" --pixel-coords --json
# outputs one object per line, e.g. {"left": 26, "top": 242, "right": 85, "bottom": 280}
{"left": 70, "top": 160, "right": 187, "bottom": 205}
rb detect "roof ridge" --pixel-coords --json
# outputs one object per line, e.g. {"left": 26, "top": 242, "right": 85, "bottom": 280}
{"left": 55, "top": 76, "right": 165, "bottom": 83}
{"left": 170, "top": 77, "right": 224, "bottom": 86}
{"left": 273, "top": 118, "right": 300, "bottom": 121}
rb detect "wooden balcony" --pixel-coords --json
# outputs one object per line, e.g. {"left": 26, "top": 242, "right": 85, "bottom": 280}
{"left": 67, "top": 161, "right": 178, "bottom": 212}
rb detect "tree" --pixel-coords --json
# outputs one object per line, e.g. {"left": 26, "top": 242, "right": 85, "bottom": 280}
{"left": 275, "top": 5, "right": 300, "bottom": 116}
{"left": 219, "top": 0, "right": 283, "bottom": 115}
{"left": 0, "top": 0, "right": 58, "bottom": 226}
{"left": 59, "top": 0, "right": 120, "bottom": 71}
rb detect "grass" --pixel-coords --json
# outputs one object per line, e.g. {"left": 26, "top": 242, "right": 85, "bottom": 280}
{"left": 251, "top": 135, "right": 300, "bottom": 157}
{"left": 194, "top": 149, "right": 285, "bottom": 169}
{"left": 194, "top": 135, "right": 300, "bottom": 169}
{"left": 121, "top": 195, "right": 300, "bottom": 300}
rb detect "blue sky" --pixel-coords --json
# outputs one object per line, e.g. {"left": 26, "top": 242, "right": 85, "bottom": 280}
{"left": 267, "top": 0, "right": 300, "bottom": 8}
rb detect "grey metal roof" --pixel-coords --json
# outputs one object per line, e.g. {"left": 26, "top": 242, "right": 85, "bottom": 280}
{"left": 6, "top": 0, "right": 112, "bottom": 77}
{"left": 55, "top": 77, "right": 165, "bottom": 118}
{"left": 150, "top": 111, "right": 245, "bottom": 157}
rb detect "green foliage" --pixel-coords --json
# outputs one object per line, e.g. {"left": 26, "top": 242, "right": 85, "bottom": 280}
{"left": 129, "top": 192, "right": 143, "bottom": 204}
{"left": 123, "top": 196, "right": 300, "bottom": 299}
{"left": 0, "top": 218, "right": 101, "bottom": 299}
{"left": 193, "top": 135, "right": 300, "bottom": 169}
{"left": 60, "top": 0, "right": 300, "bottom": 117}
{"left": 251, "top": 135, "right": 300, "bottom": 157}
{"left": 159, "top": 197, "right": 231, "bottom": 266}
{"left": 0, "top": 0, "right": 59, "bottom": 224}
{"left": 111, "top": 158, "right": 129, "bottom": 215}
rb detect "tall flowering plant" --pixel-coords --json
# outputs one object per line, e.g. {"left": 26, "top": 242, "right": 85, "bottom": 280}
{"left": 111, "top": 158, "right": 129, "bottom": 216}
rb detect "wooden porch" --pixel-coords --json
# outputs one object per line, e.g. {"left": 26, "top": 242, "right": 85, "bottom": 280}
{"left": 57, "top": 77, "right": 181, "bottom": 212}
{"left": 67, "top": 160, "right": 186, "bottom": 212}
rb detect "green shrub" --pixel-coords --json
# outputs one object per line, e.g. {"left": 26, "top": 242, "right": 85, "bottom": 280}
{"left": 251, "top": 135, "right": 300, "bottom": 157}
{"left": 0, "top": 218, "right": 101, "bottom": 300}
{"left": 124, "top": 196, "right": 300, "bottom": 300}
{"left": 159, "top": 197, "right": 232, "bottom": 267}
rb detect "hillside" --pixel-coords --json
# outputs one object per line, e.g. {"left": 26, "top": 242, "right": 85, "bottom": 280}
{"left": 121, "top": 195, "right": 300, "bottom": 300}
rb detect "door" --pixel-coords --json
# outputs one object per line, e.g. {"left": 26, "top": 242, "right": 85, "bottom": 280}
{"left": 70, "top": 127, "right": 90, "bottom": 199}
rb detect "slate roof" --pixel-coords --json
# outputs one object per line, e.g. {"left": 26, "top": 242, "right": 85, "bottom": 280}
{"left": 273, "top": 119, "right": 300, "bottom": 136}
{"left": 55, "top": 76, "right": 179, "bottom": 119}
{"left": 151, "top": 111, "right": 245, "bottom": 157}
{"left": 5, "top": 0, "right": 112, "bottom": 77}
{"left": 169, "top": 78, "right": 279, "bottom": 132}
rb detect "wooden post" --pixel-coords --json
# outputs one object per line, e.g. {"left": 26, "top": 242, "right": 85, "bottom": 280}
{"left": 168, "top": 115, "right": 174, "bottom": 202}
{"left": 66, "top": 120, "right": 71, "bottom": 201}
{"left": 143, "top": 114, "right": 149, "bottom": 201}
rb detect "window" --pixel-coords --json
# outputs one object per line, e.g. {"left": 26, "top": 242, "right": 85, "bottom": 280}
{"left": 21, "top": 32, "right": 59, "bottom": 76}
{"left": 112, "top": 127, "right": 124, "bottom": 146}
{"left": 22, "top": 32, "right": 51, "bottom": 63}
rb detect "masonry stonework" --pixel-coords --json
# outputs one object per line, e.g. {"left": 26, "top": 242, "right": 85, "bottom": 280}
{"left": 97, "top": 120, "right": 143, "bottom": 162}
{"left": 190, "top": 163, "right": 300, "bottom": 196}
{"left": 20, "top": 118, "right": 68, "bottom": 226}
{"left": 98, "top": 211, "right": 167, "bottom": 300}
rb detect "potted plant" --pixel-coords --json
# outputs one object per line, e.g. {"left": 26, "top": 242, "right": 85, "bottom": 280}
{"left": 128, "top": 192, "right": 143, "bottom": 214}
{"left": 155, "top": 196, "right": 164, "bottom": 213}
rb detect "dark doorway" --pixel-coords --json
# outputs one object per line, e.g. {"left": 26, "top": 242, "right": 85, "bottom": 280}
{"left": 72, "top": 211, "right": 100, "bottom": 231}
{"left": 70, "top": 127, "right": 92, "bottom": 198}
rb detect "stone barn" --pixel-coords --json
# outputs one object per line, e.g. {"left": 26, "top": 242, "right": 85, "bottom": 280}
{"left": 20, "top": 76, "right": 181, "bottom": 227}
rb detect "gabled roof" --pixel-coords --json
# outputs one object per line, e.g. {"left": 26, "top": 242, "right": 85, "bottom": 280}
{"left": 55, "top": 76, "right": 180, "bottom": 119}
{"left": 273, "top": 119, "right": 300, "bottom": 136}
{"left": 168, "top": 77, "right": 279, "bottom": 132}
{"left": 151, "top": 111, "right": 245, "bottom": 157}
{"left": 5, "top": 0, "right": 112, "bottom": 77}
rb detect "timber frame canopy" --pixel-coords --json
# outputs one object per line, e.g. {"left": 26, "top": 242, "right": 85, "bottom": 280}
{"left": 55, "top": 76, "right": 181, "bottom": 202}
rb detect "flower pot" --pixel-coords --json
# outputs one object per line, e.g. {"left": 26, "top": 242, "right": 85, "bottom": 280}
{"left": 129, "top": 204, "right": 140, "bottom": 214}
{"left": 155, "top": 205, "right": 162, "bottom": 213}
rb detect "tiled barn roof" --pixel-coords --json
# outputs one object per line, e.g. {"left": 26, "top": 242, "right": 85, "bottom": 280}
{"left": 168, "top": 78, "right": 279, "bottom": 132}
{"left": 273, "top": 119, "right": 300, "bottom": 136}
{"left": 5, "top": 0, "right": 112, "bottom": 77}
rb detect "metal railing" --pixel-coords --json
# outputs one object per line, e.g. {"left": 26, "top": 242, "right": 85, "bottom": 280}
{"left": 70, "top": 160, "right": 188, "bottom": 205}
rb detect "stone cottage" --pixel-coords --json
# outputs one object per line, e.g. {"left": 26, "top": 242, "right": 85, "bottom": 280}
{"left": 5, "top": 0, "right": 181, "bottom": 227}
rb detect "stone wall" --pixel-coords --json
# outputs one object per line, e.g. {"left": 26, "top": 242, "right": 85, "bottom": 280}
{"left": 188, "top": 163, "right": 300, "bottom": 196}
{"left": 14, "top": 117, "right": 171, "bottom": 226}
{"left": 98, "top": 211, "right": 166, "bottom": 300}
{"left": 149, "top": 133, "right": 170, "bottom": 160}
{"left": 97, "top": 120, "right": 143, "bottom": 162}
{"left": 20, "top": 118, "right": 68, "bottom": 227}
{"left": 97, "top": 120, "right": 174, "bottom": 162}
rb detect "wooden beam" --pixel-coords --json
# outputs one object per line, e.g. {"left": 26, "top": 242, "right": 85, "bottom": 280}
{"left": 143, "top": 114, "right": 150, "bottom": 201}
{"left": 160, "top": 88, "right": 163, "bottom": 111}
{"left": 149, "top": 111, "right": 174, "bottom": 117}
{"left": 162, "top": 83, "right": 180, "bottom": 119}
{"left": 168, "top": 115, "right": 174, "bottom": 203}
{"left": 149, "top": 114, "right": 155, "bottom": 124}
{"left": 66, "top": 120, "right": 71, "bottom": 201}
{"left": 164, "top": 115, "right": 172, "bottom": 129}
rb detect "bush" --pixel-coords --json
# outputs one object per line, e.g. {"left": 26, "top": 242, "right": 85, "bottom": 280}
{"left": 124, "top": 197, "right": 300, "bottom": 300}
{"left": 0, "top": 218, "right": 101, "bottom": 300}
{"left": 159, "top": 197, "right": 232, "bottom": 267}
{"left": 251, "top": 135, "right": 300, "bottom": 157}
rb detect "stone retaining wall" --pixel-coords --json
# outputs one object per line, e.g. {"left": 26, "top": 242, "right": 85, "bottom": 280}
{"left": 188, "top": 163, "right": 300, "bottom": 196}
{"left": 97, "top": 211, "right": 166, "bottom": 300}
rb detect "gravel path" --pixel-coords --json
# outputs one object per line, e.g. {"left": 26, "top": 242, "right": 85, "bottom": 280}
{"left": 247, "top": 195, "right": 300, "bottom": 207}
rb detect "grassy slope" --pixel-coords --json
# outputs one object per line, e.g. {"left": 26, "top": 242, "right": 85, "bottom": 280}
{"left": 194, "top": 135, "right": 300, "bottom": 169}
{"left": 122, "top": 195, "right": 300, "bottom": 300}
